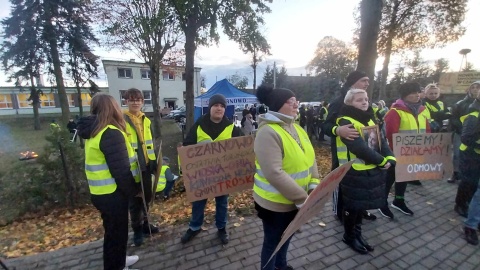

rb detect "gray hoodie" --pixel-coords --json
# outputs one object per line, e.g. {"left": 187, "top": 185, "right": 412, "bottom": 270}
{"left": 253, "top": 111, "right": 320, "bottom": 212}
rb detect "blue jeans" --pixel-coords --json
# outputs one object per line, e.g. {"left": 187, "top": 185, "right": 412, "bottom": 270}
{"left": 465, "top": 182, "right": 480, "bottom": 229}
{"left": 260, "top": 209, "right": 297, "bottom": 270}
{"left": 189, "top": 195, "right": 228, "bottom": 231}
{"left": 163, "top": 180, "right": 175, "bottom": 197}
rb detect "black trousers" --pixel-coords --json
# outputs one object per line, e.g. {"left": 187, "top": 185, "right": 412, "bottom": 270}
{"left": 385, "top": 165, "right": 407, "bottom": 201}
{"left": 129, "top": 169, "right": 153, "bottom": 230}
{"left": 91, "top": 190, "right": 129, "bottom": 270}
{"left": 456, "top": 150, "right": 480, "bottom": 208}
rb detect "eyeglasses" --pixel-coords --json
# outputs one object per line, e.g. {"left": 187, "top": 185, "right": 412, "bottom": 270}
{"left": 128, "top": 99, "right": 143, "bottom": 104}
{"left": 286, "top": 98, "right": 299, "bottom": 106}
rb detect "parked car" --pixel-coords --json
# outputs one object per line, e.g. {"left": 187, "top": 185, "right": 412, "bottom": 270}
{"left": 167, "top": 106, "right": 185, "bottom": 118}
{"left": 173, "top": 111, "right": 186, "bottom": 122}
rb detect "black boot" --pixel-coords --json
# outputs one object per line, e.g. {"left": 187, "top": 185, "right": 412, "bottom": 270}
{"left": 342, "top": 211, "right": 368, "bottom": 254}
{"left": 354, "top": 214, "right": 374, "bottom": 251}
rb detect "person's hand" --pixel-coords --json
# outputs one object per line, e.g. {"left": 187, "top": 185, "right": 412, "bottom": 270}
{"left": 382, "top": 162, "right": 392, "bottom": 170}
{"left": 337, "top": 124, "right": 359, "bottom": 140}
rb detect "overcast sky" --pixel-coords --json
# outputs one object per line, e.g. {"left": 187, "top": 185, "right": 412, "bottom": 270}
{"left": 0, "top": 0, "right": 479, "bottom": 89}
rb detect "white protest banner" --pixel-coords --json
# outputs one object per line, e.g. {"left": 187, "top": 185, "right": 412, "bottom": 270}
{"left": 392, "top": 133, "right": 453, "bottom": 182}
{"left": 266, "top": 161, "right": 353, "bottom": 266}
{"left": 178, "top": 136, "right": 255, "bottom": 202}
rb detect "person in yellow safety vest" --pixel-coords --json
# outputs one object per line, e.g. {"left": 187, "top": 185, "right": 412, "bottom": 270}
{"left": 318, "top": 101, "right": 329, "bottom": 141}
{"left": 253, "top": 85, "right": 320, "bottom": 270}
{"left": 336, "top": 89, "right": 396, "bottom": 254}
{"left": 380, "top": 82, "right": 431, "bottom": 219}
{"left": 123, "top": 88, "right": 159, "bottom": 247}
{"left": 180, "top": 94, "right": 244, "bottom": 245}
{"left": 155, "top": 156, "right": 178, "bottom": 200}
{"left": 77, "top": 93, "right": 140, "bottom": 270}
{"left": 50, "top": 119, "right": 60, "bottom": 132}
{"left": 423, "top": 83, "right": 451, "bottom": 132}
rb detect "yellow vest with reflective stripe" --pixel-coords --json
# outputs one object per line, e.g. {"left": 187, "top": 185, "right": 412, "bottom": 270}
{"left": 425, "top": 101, "right": 444, "bottom": 113}
{"left": 177, "top": 155, "right": 182, "bottom": 176}
{"left": 125, "top": 116, "right": 156, "bottom": 162}
{"left": 156, "top": 165, "right": 168, "bottom": 192}
{"left": 85, "top": 125, "right": 140, "bottom": 195}
{"left": 196, "top": 124, "right": 234, "bottom": 143}
{"left": 459, "top": 111, "right": 480, "bottom": 154}
{"left": 392, "top": 108, "right": 430, "bottom": 134}
{"left": 253, "top": 123, "right": 318, "bottom": 205}
{"left": 336, "top": 117, "right": 379, "bottom": 171}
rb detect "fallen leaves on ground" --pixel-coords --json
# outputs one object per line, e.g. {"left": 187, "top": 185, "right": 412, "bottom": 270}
{"left": 0, "top": 146, "right": 331, "bottom": 258}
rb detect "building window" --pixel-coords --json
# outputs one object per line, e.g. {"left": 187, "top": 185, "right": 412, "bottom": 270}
{"left": 118, "top": 68, "right": 133, "bottom": 79}
{"left": 182, "top": 72, "right": 186, "bottom": 81}
{"left": 40, "top": 93, "right": 55, "bottom": 107}
{"left": 81, "top": 93, "right": 92, "bottom": 106}
{"left": 67, "top": 94, "right": 75, "bottom": 107}
{"left": 17, "top": 93, "right": 33, "bottom": 108}
{"left": 143, "top": 91, "right": 152, "bottom": 105}
{"left": 0, "top": 94, "right": 13, "bottom": 109}
{"left": 162, "top": 71, "right": 175, "bottom": 81}
{"left": 141, "top": 69, "right": 150, "bottom": 79}
{"left": 119, "top": 90, "right": 127, "bottom": 106}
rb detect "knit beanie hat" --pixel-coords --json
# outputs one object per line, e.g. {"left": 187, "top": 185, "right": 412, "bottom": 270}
{"left": 398, "top": 82, "right": 422, "bottom": 98}
{"left": 256, "top": 85, "right": 295, "bottom": 112}
{"left": 162, "top": 156, "right": 170, "bottom": 163}
{"left": 344, "top": 71, "right": 368, "bottom": 89}
{"left": 208, "top": 94, "right": 227, "bottom": 109}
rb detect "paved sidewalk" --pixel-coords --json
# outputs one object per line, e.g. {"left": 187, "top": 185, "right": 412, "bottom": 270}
{"left": 5, "top": 180, "right": 480, "bottom": 270}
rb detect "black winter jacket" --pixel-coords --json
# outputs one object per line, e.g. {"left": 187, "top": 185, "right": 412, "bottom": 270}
{"left": 77, "top": 115, "right": 139, "bottom": 198}
{"left": 337, "top": 106, "right": 394, "bottom": 211}
{"left": 451, "top": 95, "right": 475, "bottom": 134}
{"left": 460, "top": 100, "right": 480, "bottom": 150}
{"left": 183, "top": 113, "right": 244, "bottom": 146}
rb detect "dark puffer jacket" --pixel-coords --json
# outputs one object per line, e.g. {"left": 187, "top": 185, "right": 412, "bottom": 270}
{"left": 337, "top": 105, "right": 395, "bottom": 211}
{"left": 451, "top": 94, "right": 475, "bottom": 134}
{"left": 77, "top": 115, "right": 139, "bottom": 198}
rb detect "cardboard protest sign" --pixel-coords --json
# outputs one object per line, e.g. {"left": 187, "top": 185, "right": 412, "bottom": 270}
{"left": 178, "top": 135, "right": 255, "bottom": 202}
{"left": 392, "top": 133, "right": 453, "bottom": 182}
{"left": 266, "top": 161, "right": 353, "bottom": 266}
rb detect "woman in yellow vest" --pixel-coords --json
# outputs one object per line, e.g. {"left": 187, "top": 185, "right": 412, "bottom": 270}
{"left": 423, "top": 83, "right": 450, "bottom": 132}
{"left": 77, "top": 93, "right": 140, "bottom": 270}
{"left": 253, "top": 85, "right": 320, "bottom": 270}
{"left": 380, "top": 82, "right": 431, "bottom": 219}
{"left": 336, "top": 89, "right": 395, "bottom": 254}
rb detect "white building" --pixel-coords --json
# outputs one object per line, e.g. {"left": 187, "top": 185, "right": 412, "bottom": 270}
{"left": 0, "top": 85, "right": 107, "bottom": 116}
{"left": 102, "top": 59, "right": 202, "bottom": 112}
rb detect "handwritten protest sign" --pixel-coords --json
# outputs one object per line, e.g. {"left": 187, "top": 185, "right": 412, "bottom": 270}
{"left": 178, "top": 136, "right": 255, "bottom": 202}
{"left": 266, "top": 161, "right": 353, "bottom": 266}
{"left": 392, "top": 133, "right": 453, "bottom": 182}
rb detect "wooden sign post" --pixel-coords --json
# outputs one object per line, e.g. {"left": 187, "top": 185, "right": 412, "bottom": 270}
{"left": 392, "top": 133, "right": 453, "bottom": 182}
{"left": 178, "top": 136, "right": 256, "bottom": 202}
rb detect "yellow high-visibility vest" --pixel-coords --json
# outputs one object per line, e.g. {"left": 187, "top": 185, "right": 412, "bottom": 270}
{"left": 196, "top": 124, "right": 234, "bottom": 143}
{"left": 459, "top": 111, "right": 480, "bottom": 154}
{"left": 125, "top": 116, "right": 156, "bottom": 162}
{"left": 156, "top": 165, "right": 168, "bottom": 192}
{"left": 85, "top": 125, "right": 140, "bottom": 195}
{"left": 253, "top": 123, "right": 319, "bottom": 204}
{"left": 391, "top": 108, "right": 430, "bottom": 134}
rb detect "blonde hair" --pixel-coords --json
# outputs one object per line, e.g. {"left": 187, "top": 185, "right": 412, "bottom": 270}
{"left": 344, "top": 89, "right": 368, "bottom": 105}
{"left": 90, "top": 93, "right": 126, "bottom": 137}
{"left": 424, "top": 83, "right": 439, "bottom": 94}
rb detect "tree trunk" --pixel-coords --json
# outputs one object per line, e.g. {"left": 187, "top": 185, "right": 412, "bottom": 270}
{"left": 357, "top": 0, "right": 383, "bottom": 99}
{"left": 30, "top": 77, "right": 41, "bottom": 130}
{"left": 75, "top": 81, "right": 83, "bottom": 117}
{"left": 252, "top": 51, "right": 258, "bottom": 91}
{"left": 184, "top": 19, "right": 197, "bottom": 131}
{"left": 379, "top": 0, "right": 400, "bottom": 100}
{"left": 150, "top": 64, "right": 162, "bottom": 140}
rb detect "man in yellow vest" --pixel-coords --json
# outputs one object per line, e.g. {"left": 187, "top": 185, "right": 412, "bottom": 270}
{"left": 181, "top": 94, "right": 244, "bottom": 245}
{"left": 123, "top": 88, "right": 159, "bottom": 247}
{"left": 155, "top": 156, "right": 178, "bottom": 200}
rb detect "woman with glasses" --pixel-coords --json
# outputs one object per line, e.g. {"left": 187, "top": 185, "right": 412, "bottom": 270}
{"left": 253, "top": 85, "right": 320, "bottom": 270}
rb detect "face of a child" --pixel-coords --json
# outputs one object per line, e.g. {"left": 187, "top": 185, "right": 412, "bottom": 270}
{"left": 351, "top": 92, "right": 369, "bottom": 111}
{"left": 426, "top": 87, "right": 440, "bottom": 101}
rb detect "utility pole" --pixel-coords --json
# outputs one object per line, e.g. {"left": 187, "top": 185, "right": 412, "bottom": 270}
{"left": 273, "top": 61, "right": 276, "bottom": 88}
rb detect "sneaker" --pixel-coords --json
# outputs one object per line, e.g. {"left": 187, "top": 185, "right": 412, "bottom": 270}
{"left": 126, "top": 255, "right": 139, "bottom": 267}
{"left": 464, "top": 227, "right": 479, "bottom": 245}
{"left": 217, "top": 228, "right": 229, "bottom": 244}
{"left": 181, "top": 228, "right": 201, "bottom": 244}
{"left": 143, "top": 223, "right": 159, "bottom": 235}
{"left": 391, "top": 200, "right": 414, "bottom": 216}
{"left": 133, "top": 229, "right": 144, "bottom": 247}
{"left": 378, "top": 207, "right": 394, "bottom": 219}
{"left": 363, "top": 210, "right": 377, "bottom": 221}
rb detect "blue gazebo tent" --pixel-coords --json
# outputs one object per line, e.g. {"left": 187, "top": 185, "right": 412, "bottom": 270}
{"left": 194, "top": 79, "right": 257, "bottom": 121}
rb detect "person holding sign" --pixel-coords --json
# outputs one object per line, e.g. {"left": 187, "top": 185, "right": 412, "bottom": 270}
{"left": 180, "top": 94, "right": 244, "bottom": 245}
{"left": 77, "top": 93, "right": 140, "bottom": 270}
{"left": 253, "top": 85, "right": 320, "bottom": 270}
{"left": 123, "top": 88, "right": 159, "bottom": 247}
{"left": 380, "top": 82, "right": 431, "bottom": 219}
{"left": 336, "top": 89, "right": 396, "bottom": 254}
